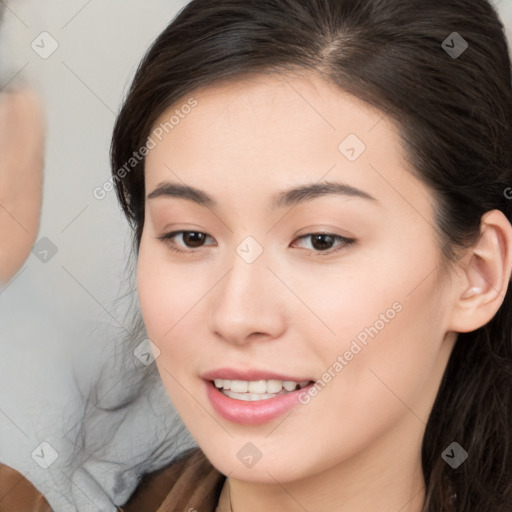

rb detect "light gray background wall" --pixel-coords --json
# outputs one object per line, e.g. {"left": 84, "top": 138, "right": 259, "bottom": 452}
{"left": 0, "top": 1, "right": 511, "bottom": 511}
{"left": 0, "top": 2, "right": 196, "bottom": 511}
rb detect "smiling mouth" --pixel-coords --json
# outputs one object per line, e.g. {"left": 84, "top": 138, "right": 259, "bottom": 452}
{"left": 212, "top": 378, "right": 314, "bottom": 401}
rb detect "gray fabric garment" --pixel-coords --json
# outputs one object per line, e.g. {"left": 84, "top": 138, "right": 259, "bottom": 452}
{"left": 0, "top": 266, "right": 196, "bottom": 512}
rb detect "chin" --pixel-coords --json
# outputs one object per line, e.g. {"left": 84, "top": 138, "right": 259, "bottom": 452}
{"left": 204, "top": 445, "right": 310, "bottom": 484}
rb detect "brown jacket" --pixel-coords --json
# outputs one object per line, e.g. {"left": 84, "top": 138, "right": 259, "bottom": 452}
{"left": 0, "top": 448, "right": 230, "bottom": 512}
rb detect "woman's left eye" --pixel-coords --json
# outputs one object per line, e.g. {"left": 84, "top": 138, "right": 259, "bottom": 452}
{"left": 156, "top": 230, "right": 356, "bottom": 256}
{"left": 291, "top": 233, "right": 356, "bottom": 256}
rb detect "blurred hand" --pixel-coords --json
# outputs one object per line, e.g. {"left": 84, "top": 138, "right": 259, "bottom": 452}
{"left": 0, "top": 87, "right": 44, "bottom": 285}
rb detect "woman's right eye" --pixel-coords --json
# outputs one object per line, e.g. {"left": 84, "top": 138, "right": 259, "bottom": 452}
{"left": 155, "top": 230, "right": 216, "bottom": 253}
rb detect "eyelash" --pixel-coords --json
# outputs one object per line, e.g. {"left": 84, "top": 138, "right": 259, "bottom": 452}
{"left": 155, "top": 230, "right": 356, "bottom": 257}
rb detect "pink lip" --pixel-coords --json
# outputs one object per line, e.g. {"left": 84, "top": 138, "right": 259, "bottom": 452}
{"left": 201, "top": 367, "right": 313, "bottom": 382}
{"left": 203, "top": 379, "right": 315, "bottom": 425}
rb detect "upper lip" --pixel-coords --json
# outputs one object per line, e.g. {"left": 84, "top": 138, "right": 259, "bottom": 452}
{"left": 201, "top": 367, "right": 315, "bottom": 382}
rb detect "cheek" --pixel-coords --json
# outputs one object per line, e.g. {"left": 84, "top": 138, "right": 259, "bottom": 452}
{"left": 307, "top": 242, "right": 446, "bottom": 401}
{"left": 136, "top": 238, "right": 212, "bottom": 391}
{"left": 293, "top": 245, "right": 425, "bottom": 357}
{"left": 136, "top": 245, "right": 198, "bottom": 405}
{"left": 136, "top": 251, "right": 168, "bottom": 337}
{"left": 137, "top": 237, "right": 197, "bottom": 337}
{"left": 321, "top": 271, "right": 447, "bottom": 427}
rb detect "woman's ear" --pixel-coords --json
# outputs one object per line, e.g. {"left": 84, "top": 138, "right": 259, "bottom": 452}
{"left": 447, "top": 209, "right": 512, "bottom": 334}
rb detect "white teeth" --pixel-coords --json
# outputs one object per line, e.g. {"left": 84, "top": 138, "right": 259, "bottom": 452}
{"left": 283, "top": 381, "right": 298, "bottom": 391}
{"left": 213, "top": 379, "right": 233, "bottom": 390}
{"left": 230, "top": 380, "right": 248, "bottom": 393}
{"left": 248, "top": 380, "right": 267, "bottom": 393}
{"left": 266, "top": 379, "right": 283, "bottom": 393}
{"left": 213, "top": 378, "right": 311, "bottom": 395}
{"left": 223, "top": 390, "right": 278, "bottom": 401}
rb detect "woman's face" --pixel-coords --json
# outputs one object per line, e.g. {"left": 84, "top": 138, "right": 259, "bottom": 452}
{"left": 137, "top": 72, "right": 459, "bottom": 484}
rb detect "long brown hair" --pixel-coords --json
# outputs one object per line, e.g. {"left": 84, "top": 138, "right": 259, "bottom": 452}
{"left": 81, "top": 1, "right": 512, "bottom": 510}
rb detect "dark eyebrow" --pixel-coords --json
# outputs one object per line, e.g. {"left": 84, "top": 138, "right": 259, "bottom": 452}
{"left": 146, "top": 180, "right": 378, "bottom": 209}
{"left": 272, "top": 181, "right": 378, "bottom": 209}
{"left": 147, "top": 182, "right": 215, "bottom": 207}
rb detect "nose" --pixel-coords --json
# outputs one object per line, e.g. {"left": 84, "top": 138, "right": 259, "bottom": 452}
{"left": 207, "top": 247, "right": 287, "bottom": 346}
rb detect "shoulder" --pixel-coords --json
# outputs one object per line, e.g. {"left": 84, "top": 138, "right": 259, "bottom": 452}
{"left": 0, "top": 448, "right": 226, "bottom": 512}
{"left": 0, "top": 462, "right": 52, "bottom": 511}
{"left": 121, "top": 447, "right": 226, "bottom": 512}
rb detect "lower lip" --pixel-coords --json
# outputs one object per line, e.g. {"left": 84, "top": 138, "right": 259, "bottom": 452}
{"left": 204, "top": 380, "right": 314, "bottom": 425}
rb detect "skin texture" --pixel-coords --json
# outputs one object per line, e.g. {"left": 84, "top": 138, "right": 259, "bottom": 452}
{"left": 136, "top": 72, "right": 512, "bottom": 512}
{"left": 0, "top": 87, "right": 44, "bottom": 285}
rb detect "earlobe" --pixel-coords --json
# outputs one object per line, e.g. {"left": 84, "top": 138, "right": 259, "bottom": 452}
{"left": 447, "top": 210, "right": 512, "bottom": 333}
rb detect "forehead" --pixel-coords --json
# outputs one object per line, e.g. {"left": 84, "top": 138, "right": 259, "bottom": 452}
{"left": 148, "top": 72, "right": 389, "bottom": 156}
{"left": 144, "top": 71, "right": 430, "bottom": 220}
